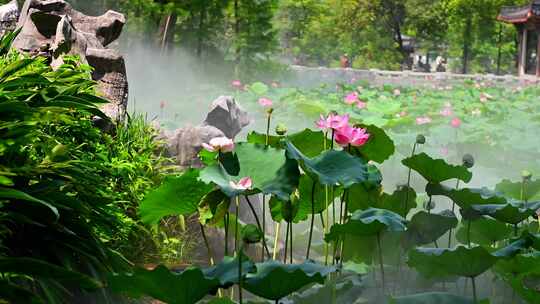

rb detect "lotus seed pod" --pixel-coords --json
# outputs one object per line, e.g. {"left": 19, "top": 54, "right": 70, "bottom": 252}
{"left": 423, "top": 199, "right": 436, "bottom": 211}
{"left": 275, "top": 123, "right": 288, "bottom": 136}
{"left": 416, "top": 134, "right": 426, "bottom": 145}
{"left": 522, "top": 170, "right": 533, "bottom": 181}
{"left": 266, "top": 108, "right": 274, "bottom": 115}
{"left": 462, "top": 154, "right": 475, "bottom": 168}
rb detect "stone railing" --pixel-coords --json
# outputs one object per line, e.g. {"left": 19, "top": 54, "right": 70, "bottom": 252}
{"left": 286, "top": 65, "right": 539, "bottom": 88}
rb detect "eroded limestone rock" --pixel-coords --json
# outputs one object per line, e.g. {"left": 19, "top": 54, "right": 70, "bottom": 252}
{"left": 158, "top": 96, "right": 249, "bottom": 169}
{"left": 3, "top": 0, "right": 128, "bottom": 120}
{"left": 0, "top": 0, "right": 18, "bottom": 37}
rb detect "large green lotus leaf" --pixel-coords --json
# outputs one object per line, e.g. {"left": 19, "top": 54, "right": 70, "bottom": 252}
{"left": 246, "top": 131, "right": 281, "bottom": 148}
{"left": 325, "top": 208, "right": 406, "bottom": 242}
{"left": 402, "top": 153, "right": 472, "bottom": 183}
{"left": 350, "top": 124, "right": 395, "bottom": 163}
{"left": 249, "top": 82, "right": 268, "bottom": 95}
{"left": 246, "top": 129, "right": 331, "bottom": 158}
{"left": 507, "top": 272, "right": 540, "bottom": 304}
{"left": 139, "top": 170, "right": 214, "bottom": 225}
{"left": 203, "top": 253, "right": 255, "bottom": 288}
{"left": 289, "top": 129, "right": 332, "bottom": 158}
{"left": 455, "top": 217, "right": 513, "bottom": 246}
{"left": 244, "top": 261, "right": 335, "bottom": 300}
{"left": 389, "top": 292, "right": 478, "bottom": 304}
{"left": 198, "top": 189, "right": 229, "bottom": 225}
{"left": 234, "top": 143, "right": 287, "bottom": 190}
{"left": 494, "top": 253, "right": 540, "bottom": 277}
{"left": 496, "top": 179, "right": 540, "bottom": 201}
{"left": 426, "top": 184, "right": 506, "bottom": 210}
{"left": 347, "top": 185, "right": 416, "bottom": 217}
{"left": 470, "top": 203, "right": 535, "bottom": 225}
{"left": 492, "top": 236, "right": 533, "bottom": 259}
{"left": 199, "top": 165, "right": 249, "bottom": 197}
{"left": 407, "top": 246, "right": 497, "bottom": 279}
{"left": 274, "top": 174, "right": 342, "bottom": 223}
{"left": 108, "top": 266, "right": 219, "bottom": 304}
{"left": 367, "top": 99, "right": 401, "bottom": 115}
{"left": 261, "top": 156, "right": 301, "bottom": 201}
{"left": 286, "top": 141, "right": 370, "bottom": 188}
{"left": 288, "top": 272, "right": 365, "bottom": 304}
{"left": 402, "top": 210, "right": 458, "bottom": 249}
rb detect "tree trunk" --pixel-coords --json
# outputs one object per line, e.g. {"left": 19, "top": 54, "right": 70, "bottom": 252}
{"left": 234, "top": 0, "right": 240, "bottom": 65}
{"left": 158, "top": 13, "right": 177, "bottom": 52}
{"left": 197, "top": 6, "right": 207, "bottom": 58}
{"left": 462, "top": 16, "right": 472, "bottom": 74}
{"left": 496, "top": 24, "right": 503, "bottom": 75}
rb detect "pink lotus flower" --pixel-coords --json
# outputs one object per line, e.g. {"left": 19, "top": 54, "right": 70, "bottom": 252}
{"left": 334, "top": 125, "right": 370, "bottom": 147}
{"left": 229, "top": 177, "right": 252, "bottom": 191}
{"left": 258, "top": 97, "right": 273, "bottom": 107}
{"left": 271, "top": 82, "right": 279, "bottom": 88}
{"left": 231, "top": 80, "right": 242, "bottom": 90}
{"left": 316, "top": 113, "right": 349, "bottom": 131}
{"left": 440, "top": 106, "right": 453, "bottom": 117}
{"left": 160, "top": 100, "right": 166, "bottom": 109}
{"left": 393, "top": 89, "right": 401, "bottom": 96}
{"left": 415, "top": 116, "right": 432, "bottom": 125}
{"left": 356, "top": 100, "right": 367, "bottom": 109}
{"left": 440, "top": 146, "right": 449, "bottom": 156}
{"left": 344, "top": 92, "right": 359, "bottom": 105}
{"left": 450, "top": 117, "right": 461, "bottom": 128}
{"left": 202, "top": 137, "right": 235, "bottom": 153}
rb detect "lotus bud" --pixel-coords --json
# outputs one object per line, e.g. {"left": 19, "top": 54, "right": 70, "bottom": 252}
{"left": 462, "top": 154, "right": 475, "bottom": 168}
{"left": 416, "top": 134, "right": 426, "bottom": 145}
{"left": 522, "top": 170, "right": 533, "bottom": 181}
{"left": 275, "top": 123, "right": 288, "bottom": 136}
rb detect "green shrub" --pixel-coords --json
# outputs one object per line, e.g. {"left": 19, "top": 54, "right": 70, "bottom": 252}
{"left": 0, "top": 32, "right": 168, "bottom": 303}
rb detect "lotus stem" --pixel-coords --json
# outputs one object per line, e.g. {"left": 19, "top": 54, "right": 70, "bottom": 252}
{"left": 235, "top": 196, "right": 240, "bottom": 255}
{"left": 238, "top": 246, "right": 243, "bottom": 304}
{"left": 284, "top": 222, "right": 289, "bottom": 263}
{"left": 377, "top": 232, "right": 385, "bottom": 292}
{"left": 289, "top": 222, "right": 293, "bottom": 264}
{"left": 262, "top": 195, "right": 266, "bottom": 261}
{"left": 514, "top": 224, "right": 518, "bottom": 237}
{"left": 448, "top": 180, "right": 460, "bottom": 248}
{"left": 200, "top": 224, "right": 215, "bottom": 266}
{"left": 467, "top": 220, "right": 472, "bottom": 248}
{"left": 404, "top": 142, "right": 417, "bottom": 214}
{"left": 244, "top": 195, "right": 271, "bottom": 259}
{"left": 471, "top": 277, "right": 477, "bottom": 303}
{"left": 324, "top": 186, "right": 330, "bottom": 265}
{"left": 273, "top": 222, "right": 281, "bottom": 260}
{"left": 306, "top": 180, "right": 317, "bottom": 260}
{"left": 225, "top": 212, "right": 229, "bottom": 256}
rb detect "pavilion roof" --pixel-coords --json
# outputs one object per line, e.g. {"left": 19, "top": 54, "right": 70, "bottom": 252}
{"left": 498, "top": 1, "right": 540, "bottom": 24}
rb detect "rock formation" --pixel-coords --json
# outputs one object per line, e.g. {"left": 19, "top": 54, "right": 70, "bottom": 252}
{"left": 0, "top": 0, "right": 128, "bottom": 120}
{"left": 159, "top": 96, "right": 250, "bottom": 169}
{"left": 0, "top": 0, "right": 18, "bottom": 37}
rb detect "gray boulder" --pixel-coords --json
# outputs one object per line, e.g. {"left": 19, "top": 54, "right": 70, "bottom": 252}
{"left": 0, "top": 0, "right": 18, "bottom": 37}
{"left": 9, "top": 0, "right": 128, "bottom": 120}
{"left": 159, "top": 96, "right": 250, "bottom": 169}
{"left": 203, "top": 96, "right": 250, "bottom": 139}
